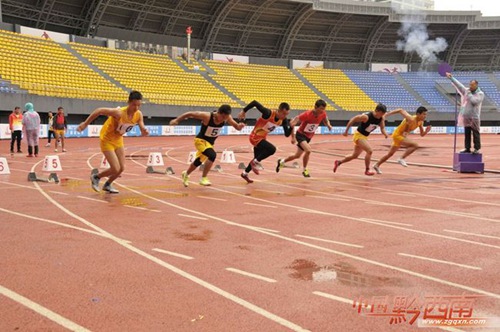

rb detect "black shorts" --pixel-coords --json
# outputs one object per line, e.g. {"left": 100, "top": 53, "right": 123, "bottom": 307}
{"left": 296, "top": 131, "right": 311, "bottom": 150}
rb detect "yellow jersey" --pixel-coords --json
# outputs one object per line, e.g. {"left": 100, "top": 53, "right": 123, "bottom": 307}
{"left": 100, "top": 106, "right": 142, "bottom": 142}
{"left": 392, "top": 115, "right": 422, "bottom": 137}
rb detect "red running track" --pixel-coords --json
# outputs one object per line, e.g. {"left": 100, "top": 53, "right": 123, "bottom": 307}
{"left": 0, "top": 134, "right": 499, "bottom": 331}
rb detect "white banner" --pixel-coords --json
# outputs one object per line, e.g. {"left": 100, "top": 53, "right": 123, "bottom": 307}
{"left": 20, "top": 26, "right": 70, "bottom": 43}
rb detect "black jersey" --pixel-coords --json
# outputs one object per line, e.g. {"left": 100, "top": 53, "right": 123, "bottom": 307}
{"left": 357, "top": 112, "right": 382, "bottom": 136}
{"left": 196, "top": 112, "right": 225, "bottom": 145}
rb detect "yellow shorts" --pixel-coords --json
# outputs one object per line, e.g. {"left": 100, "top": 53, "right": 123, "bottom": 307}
{"left": 194, "top": 138, "right": 213, "bottom": 163}
{"left": 100, "top": 138, "right": 124, "bottom": 152}
{"left": 353, "top": 132, "right": 368, "bottom": 144}
{"left": 391, "top": 134, "right": 406, "bottom": 147}
{"left": 54, "top": 129, "right": 65, "bottom": 137}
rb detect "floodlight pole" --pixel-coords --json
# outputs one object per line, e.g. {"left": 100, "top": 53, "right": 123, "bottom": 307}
{"left": 186, "top": 26, "right": 192, "bottom": 64}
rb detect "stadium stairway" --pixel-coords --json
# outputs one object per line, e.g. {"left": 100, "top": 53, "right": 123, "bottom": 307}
{"left": 172, "top": 57, "right": 245, "bottom": 107}
{"left": 290, "top": 68, "right": 340, "bottom": 110}
{"left": 63, "top": 43, "right": 130, "bottom": 97}
{"left": 487, "top": 72, "right": 500, "bottom": 91}
{"left": 199, "top": 71, "right": 245, "bottom": 107}
{"left": 393, "top": 73, "right": 434, "bottom": 111}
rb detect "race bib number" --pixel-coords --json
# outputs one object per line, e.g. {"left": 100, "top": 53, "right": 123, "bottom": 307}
{"left": 263, "top": 121, "right": 277, "bottom": 133}
{"left": 205, "top": 126, "right": 221, "bottom": 137}
{"left": 116, "top": 123, "right": 136, "bottom": 134}
{"left": 304, "top": 124, "right": 318, "bottom": 133}
{"left": 365, "top": 124, "right": 378, "bottom": 133}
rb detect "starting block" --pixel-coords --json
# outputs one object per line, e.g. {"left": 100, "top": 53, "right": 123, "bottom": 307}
{"left": 200, "top": 164, "right": 222, "bottom": 172}
{"left": 28, "top": 155, "right": 61, "bottom": 183}
{"left": 0, "top": 157, "right": 11, "bottom": 175}
{"left": 238, "top": 162, "right": 246, "bottom": 169}
{"left": 220, "top": 150, "right": 236, "bottom": 164}
{"left": 146, "top": 152, "right": 174, "bottom": 174}
{"left": 453, "top": 152, "right": 484, "bottom": 173}
{"left": 187, "top": 151, "right": 197, "bottom": 164}
{"left": 146, "top": 166, "right": 175, "bottom": 175}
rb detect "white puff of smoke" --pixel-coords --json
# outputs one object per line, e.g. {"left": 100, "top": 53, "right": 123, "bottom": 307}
{"left": 396, "top": 20, "right": 448, "bottom": 63}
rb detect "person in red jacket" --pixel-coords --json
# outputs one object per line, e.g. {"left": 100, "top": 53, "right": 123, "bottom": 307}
{"left": 9, "top": 106, "right": 23, "bottom": 154}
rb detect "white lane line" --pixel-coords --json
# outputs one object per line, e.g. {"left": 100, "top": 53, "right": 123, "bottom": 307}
{"left": 226, "top": 268, "right": 277, "bottom": 283}
{"left": 124, "top": 205, "right": 161, "bottom": 213}
{"left": 77, "top": 196, "right": 109, "bottom": 204}
{"left": 295, "top": 234, "right": 364, "bottom": 248}
{"left": 0, "top": 207, "right": 106, "bottom": 238}
{"left": 398, "top": 253, "right": 482, "bottom": 270}
{"left": 313, "top": 291, "right": 371, "bottom": 308}
{"left": 305, "top": 195, "right": 350, "bottom": 201}
{"left": 48, "top": 191, "right": 69, "bottom": 196}
{"left": 443, "top": 229, "right": 500, "bottom": 240}
{"left": 196, "top": 195, "right": 227, "bottom": 202}
{"left": 0, "top": 181, "right": 38, "bottom": 190}
{"left": 244, "top": 202, "right": 277, "bottom": 209}
{"left": 297, "top": 209, "right": 330, "bottom": 215}
{"left": 178, "top": 214, "right": 208, "bottom": 221}
{"left": 0, "top": 284, "right": 90, "bottom": 332}
{"left": 152, "top": 248, "right": 194, "bottom": 260}
{"left": 250, "top": 226, "right": 280, "bottom": 233}
{"left": 359, "top": 218, "right": 413, "bottom": 227}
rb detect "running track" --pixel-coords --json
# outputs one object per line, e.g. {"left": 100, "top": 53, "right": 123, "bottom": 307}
{"left": 1, "top": 134, "right": 499, "bottom": 331}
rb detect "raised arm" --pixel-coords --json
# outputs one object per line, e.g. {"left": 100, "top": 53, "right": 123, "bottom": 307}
{"left": 385, "top": 108, "right": 413, "bottom": 122}
{"left": 77, "top": 107, "right": 121, "bottom": 132}
{"left": 169, "top": 111, "right": 210, "bottom": 126}
{"left": 446, "top": 72, "right": 466, "bottom": 95}
{"left": 238, "top": 100, "right": 272, "bottom": 121}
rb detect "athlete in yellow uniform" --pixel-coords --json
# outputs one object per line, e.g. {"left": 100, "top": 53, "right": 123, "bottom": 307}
{"left": 373, "top": 106, "right": 431, "bottom": 174}
{"left": 77, "top": 91, "right": 149, "bottom": 193}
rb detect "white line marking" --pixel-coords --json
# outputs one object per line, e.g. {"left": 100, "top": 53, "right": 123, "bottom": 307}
{"left": 0, "top": 180, "right": 38, "bottom": 190}
{"left": 250, "top": 226, "right": 280, "bottom": 233}
{"left": 196, "top": 195, "right": 227, "bottom": 201}
{"left": 244, "top": 202, "right": 277, "bottom": 208}
{"left": 398, "top": 253, "right": 482, "bottom": 270}
{"left": 124, "top": 205, "right": 161, "bottom": 213}
{"left": 0, "top": 207, "right": 105, "bottom": 238}
{"left": 226, "top": 268, "right": 277, "bottom": 283}
{"left": 305, "top": 195, "right": 350, "bottom": 201}
{"left": 357, "top": 219, "right": 499, "bottom": 249}
{"left": 312, "top": 291, "right": 371, "bottom": 308}
{"left": 48, "top": 191, "right": 69, "bottom": 196}
{"left": 0, "top": 284, "right": 90, "bottom": 332}
{"left": 359, "top": 218, "right": 413, "bottom": 227}
{"left": 77, "top": 196, "right": 109, "bottom": 204}
{"left": 443, "top": 229, "right": 500, "bottom": 240}
{"left": 295, "top": 234, "right": 364, "bottom": 248}
{"left": 152, "top": 248, "right": 194, "bottom": 260}
{"left": 178, "top": 214, "right": 208, "bottom": 220}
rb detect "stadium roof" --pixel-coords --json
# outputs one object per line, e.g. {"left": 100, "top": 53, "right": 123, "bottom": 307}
{"left": 2, "top": 0, "right": 500, "bottom": 70}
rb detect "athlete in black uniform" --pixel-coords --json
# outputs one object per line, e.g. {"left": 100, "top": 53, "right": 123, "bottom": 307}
{"left": 170, "top": 104, "right": 245, "bottom": 186}
{"left": 333, "top": 103, "right": 388, "bottom": 176}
